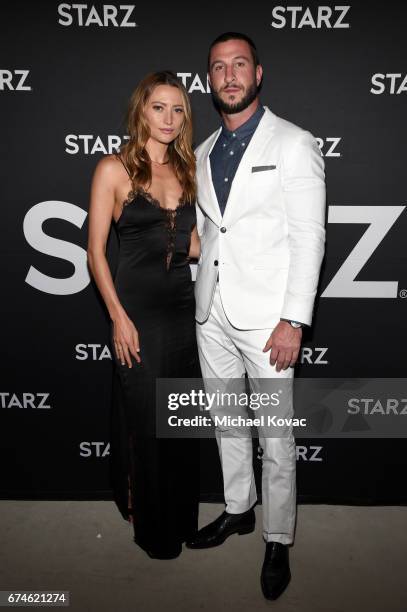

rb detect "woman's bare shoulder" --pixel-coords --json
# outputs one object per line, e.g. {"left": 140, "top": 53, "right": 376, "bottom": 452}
{"left": 95, "top": 153, "right": 124, "bottom": 176}
{"left": 92, "top": 155, "right": 130, "bottom": 197}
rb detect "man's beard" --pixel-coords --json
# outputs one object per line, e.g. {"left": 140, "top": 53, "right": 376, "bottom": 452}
{"left": 211, "top": 80, "right": 258, "bottom": 115}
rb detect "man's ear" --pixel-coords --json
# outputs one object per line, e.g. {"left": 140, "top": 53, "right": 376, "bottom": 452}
{"left": 256, "top": 64, "right": 263, "bottom": 87}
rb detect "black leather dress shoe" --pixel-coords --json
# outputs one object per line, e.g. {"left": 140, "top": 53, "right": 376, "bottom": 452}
{"left": 185, "top": 508, "right": 255, "bottom": 549}
{"left": 260, "top": 542, "right": 291, "bottom": 600}
{"left": 146, "top": 547, "right": 182, "bottom": 560}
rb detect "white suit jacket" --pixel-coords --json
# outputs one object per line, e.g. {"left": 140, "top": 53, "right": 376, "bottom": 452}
{"left": 194, "top": 106, "right": 326, "bottom": 329}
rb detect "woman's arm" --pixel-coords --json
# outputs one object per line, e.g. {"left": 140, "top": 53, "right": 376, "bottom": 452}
{"left": 87, "top": 156, "right": 140, "bottom": 366}
{"left": 188, "top": 225, "right": 201, "bottom": 259}
{"left": 87, "top": 156, "right": 124, "bottom": 321}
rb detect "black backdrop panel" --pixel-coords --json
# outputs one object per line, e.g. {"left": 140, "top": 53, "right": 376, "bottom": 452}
{"left": 1, "top": 1, "right": 407, "bottom": 503}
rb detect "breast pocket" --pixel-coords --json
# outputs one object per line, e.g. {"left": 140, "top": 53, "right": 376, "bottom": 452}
{"left": 250, "top": 164, "right": 278, "bottom": 188}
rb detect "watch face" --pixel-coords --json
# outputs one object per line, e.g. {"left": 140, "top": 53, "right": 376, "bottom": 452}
{"left": 290, "top": 321, "right": 302, "bottom": 328}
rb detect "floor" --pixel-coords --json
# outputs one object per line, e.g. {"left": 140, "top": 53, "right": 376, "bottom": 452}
{"left": 1, "top": 501, "right": 406, "bottom": 612}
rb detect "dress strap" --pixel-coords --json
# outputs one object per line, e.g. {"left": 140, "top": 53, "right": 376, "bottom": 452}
{"left": 116, "top": 153, "right": 131, "bottom": 178}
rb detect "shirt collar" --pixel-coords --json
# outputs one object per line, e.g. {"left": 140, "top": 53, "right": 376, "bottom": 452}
{"left": 221, "top": 104, "right": 265, "bottom": 142}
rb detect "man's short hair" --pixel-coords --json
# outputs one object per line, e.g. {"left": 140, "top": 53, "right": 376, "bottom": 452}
{"left": 207, "top": 32, "right": 260, "bottom": 72}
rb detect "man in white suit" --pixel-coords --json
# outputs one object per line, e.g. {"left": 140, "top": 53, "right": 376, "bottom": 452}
{"left": 185, "top": 32, "right": 326, "bottom": 600}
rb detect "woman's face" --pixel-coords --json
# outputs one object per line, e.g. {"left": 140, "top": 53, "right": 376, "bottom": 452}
{"left": 143, "top": 84, "right": 186, "bottom": 145}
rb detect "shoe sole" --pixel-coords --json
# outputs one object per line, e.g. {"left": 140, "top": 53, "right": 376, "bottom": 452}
{"left": 185, "top": 523, "right": 255, "bottom": 549}
{"left": 261, "top": 570, "right": 291, "bottom": 600}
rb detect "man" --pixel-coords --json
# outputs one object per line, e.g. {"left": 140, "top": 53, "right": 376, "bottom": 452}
{"left": 186, "top": 32, "right": 326, "bottom": 600}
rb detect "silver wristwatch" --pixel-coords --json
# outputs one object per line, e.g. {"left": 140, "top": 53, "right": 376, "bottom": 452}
{"left": 280, "top": 318, "right": 303, "bottom": 329}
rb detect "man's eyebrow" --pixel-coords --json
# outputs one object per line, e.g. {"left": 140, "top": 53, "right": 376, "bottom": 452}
{"left": 210, "top": 55, "right": 251, "bottom": 69}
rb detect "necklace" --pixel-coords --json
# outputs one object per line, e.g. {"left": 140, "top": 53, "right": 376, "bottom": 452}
{"left": 151, "top": 158, "right": 169, "bottom": 165}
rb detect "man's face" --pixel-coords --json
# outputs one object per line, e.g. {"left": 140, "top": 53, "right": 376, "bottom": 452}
{"left": 208, "top": 39, "right": 263, "bottom": 114}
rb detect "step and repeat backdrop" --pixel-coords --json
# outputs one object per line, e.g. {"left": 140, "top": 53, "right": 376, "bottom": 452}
{"left": 1, "top": 1, "right": 407, "bottom": 505}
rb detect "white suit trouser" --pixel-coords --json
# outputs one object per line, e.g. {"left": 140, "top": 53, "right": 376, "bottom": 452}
{"left": 196, "top": 285, "right": 296, "bottom": 545}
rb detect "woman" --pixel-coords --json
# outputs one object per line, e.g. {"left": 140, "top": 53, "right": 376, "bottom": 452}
{"left": 87, "top": 71, "right": 201, "bottom": 560}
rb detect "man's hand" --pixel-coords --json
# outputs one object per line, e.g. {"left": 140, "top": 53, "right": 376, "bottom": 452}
{"left": 262, "top": 321, "right": 302, "bottom": 372}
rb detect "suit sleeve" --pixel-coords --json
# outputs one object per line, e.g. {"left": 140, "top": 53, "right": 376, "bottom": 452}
{"left": 280, "top": 130, "right": 326, "bottom": 326}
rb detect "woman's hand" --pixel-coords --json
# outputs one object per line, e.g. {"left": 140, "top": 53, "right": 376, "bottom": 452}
{"left": 112, "top": 312, "right": 141, "bottom": 367}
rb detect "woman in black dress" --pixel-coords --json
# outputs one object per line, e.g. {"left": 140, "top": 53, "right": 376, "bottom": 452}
{"left": 87, "top": 71, "right": 201, "bottom": 560}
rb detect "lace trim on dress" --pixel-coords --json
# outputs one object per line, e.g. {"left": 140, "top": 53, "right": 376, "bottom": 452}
{"left": 121, "top": 186, "right": 190, "bottom": 271}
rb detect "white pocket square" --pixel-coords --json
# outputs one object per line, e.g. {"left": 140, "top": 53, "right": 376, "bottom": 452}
{"left": 251, "top": 165, "right": 276, "bottom": 172}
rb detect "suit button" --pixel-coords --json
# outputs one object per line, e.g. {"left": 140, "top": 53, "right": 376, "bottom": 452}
{"left": 220, "top": 227, "right": 227, "bottom": 233}
{"left": 214, "top": 260, "right": 218, "bottom": 266}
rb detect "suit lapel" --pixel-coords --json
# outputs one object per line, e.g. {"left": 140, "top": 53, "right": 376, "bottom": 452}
{"left": 222, "top": 107, "right": 276, "bottom": 225}
{"left": 198, "top": 127, "right": 222, "bottom": 225}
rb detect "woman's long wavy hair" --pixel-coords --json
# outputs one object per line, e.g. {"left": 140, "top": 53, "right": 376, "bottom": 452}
{"left": 119, "top": 71, "right": 196, "bottom": 204}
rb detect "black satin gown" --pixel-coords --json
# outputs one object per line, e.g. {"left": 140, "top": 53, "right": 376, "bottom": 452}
{"left": 109, "top": 177, "right": 200, "bottom": 559}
